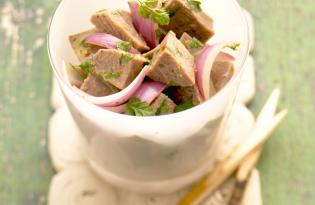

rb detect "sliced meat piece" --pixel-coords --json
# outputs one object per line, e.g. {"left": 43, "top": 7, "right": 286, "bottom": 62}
{"left": 80, "top": 73, "right": 120, "bottom": 97}
{"left": 175, "top": 85, "right": 204, "bottom": 105}
{"left": 91, "top": 10, "right": 149, "bottom": 52}
{"left": 92, "top": 49, "right": 148, "bottom": 89}
{"left": 180, "top": 32, "right": 203, "bottom": 56}
{"left": 143, "top": 45, "right": 161, "bottom": 59}
{"left": 69, "top": 29, "right": 101, "bottom": 62}
{"left": 161, "top": 0, "right": 214, "bottom": 43}
{"left": 211, "top": 61, "right": 234, "bottom": 91}
{"left": 66, "top": 65, "right": 84, "bottom": 88}
{"left": 151, "top": 93, "right": 176, "bottom": 115}
{"left": 147, "top": 31, "right": 195, "bottom": 87}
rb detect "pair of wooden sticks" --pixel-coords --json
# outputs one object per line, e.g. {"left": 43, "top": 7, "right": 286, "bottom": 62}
{"left": 178, "top": 89, "right": 287, "bottom": 205}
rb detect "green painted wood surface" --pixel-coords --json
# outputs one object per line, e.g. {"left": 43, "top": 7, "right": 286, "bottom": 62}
{"left": 0, "top": 0, "right": 56, "bottom": 204}
{"left": 0, "top": 0, "right": 314, "bottom": 204}
{"left": 240, "top": 0, "right": 315, "bottom": 204}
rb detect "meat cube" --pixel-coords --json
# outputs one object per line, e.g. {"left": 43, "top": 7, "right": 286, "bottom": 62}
{"left": 91, "top": 10, "right": 149, "bottom": 52}
{"left": 147, "top": 31, "right": 195, "bottom": 87}
{"left": 175, "top": 85, "right": 204, "bottom": 105}
{"left": 161, "top": 0, "right": 214, "bottom": 43}
{"left": 80, "top": 73, "right": 119, "bottom": 97}
{"left": 143, "top": 45, "right": 161, "bottom": 59}
{"left": 92, "top": 49, "right": 148, "bottom": 89}
{"left": 180, "top": 32, "right": 203, "bottom": 56}
{"left": 151, "top": 94, "right": 176, "bottom": 115}
{"left": 66, "top": 65, "right": 84, "bottom": 88}
{"left": 211, "top": 61, "right": 234, "bottom": 91}
{"left": 69, "top": 29, "right": 101, "bottom": 62}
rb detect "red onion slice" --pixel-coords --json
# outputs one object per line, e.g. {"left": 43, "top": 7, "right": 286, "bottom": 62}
{"left": 134, "top": 80, "right": 166, "bottom": 104}
{"left": 85, "top": 33, "right": 140, "bottom": 54}
{"left": 129, "top": 1, "right": 158, "bottom": 49}
{"left": 196, "top": 43, "right": 234, "bottom": 99}
{"left": 102, "top": 80, "right": 165, "bottom": 113}
{"left": 73, "top": 66, "right": 150, "bottom": 107}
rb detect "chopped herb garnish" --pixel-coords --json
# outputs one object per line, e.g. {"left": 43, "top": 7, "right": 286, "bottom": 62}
{"left": 191, "top": 37, "right": 203, "bottom": 48}
{"left": 137, "top": 0, "right": 170, "bottom": 25}
{"left": 97, "top": 9, "right": 106, "bottom": 13}
{"left": 155, "top": 28, "right": 167, "bottom": 41}
{"left": 175, "top": 47, "right": 183, "bottom": 56}
{"left": 112, "top": 10, "right": 122, "bottom": 16}
{"left": 142, "top": 0, "right": 159, "bottom": 7}
{"left": 156, "top": 100, "right": 169, "bottom": 115}
{"left": 166, "top": 47, "right": 176, "bottom": 56}
{"left": 138, "top": 5, "right": 151, "bottom": 18}
{"left": 168, "top": 81, "right": 178, "bottom": 87}
{"left": 144, "top": 59, "right": 151, "bottom": 66}
{"left": 226, "top": 42, "right": 241, "bottom": 51}
{"left": 125, "top": 97, "right": 155, "bottom": 116}
{"left": 117, "top": 41, "right": 132, "bottom": 52}
{"left": 99, "top": 71, "right": 121, "bottom": 80}
{"left": 151, "top": 8, "right": 170, "bottom": 25}
{"left": 75, "top": 37, "right": 90, "bottom": 49}
{"left": 167, "top": 45, "right": 183, "bottom": 57}
{"left": 70, "top": 60, "right": 93, "bottom": 79}
{"left": 119, "top": 53, "right": 134, "bottom": 65}
{"left": 174, "top": 101, "right": 194, "bottom": 113}
{"left": 154, "top": 47, "right": 161, "bottom": 55}
{"left": 187, "top": 0, "right": 202, "bottom": 12}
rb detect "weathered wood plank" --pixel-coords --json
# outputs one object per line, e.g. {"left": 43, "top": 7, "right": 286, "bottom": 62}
{"left": 0, "top": 0, "right": 56, "bottom": 204}
{"left": 241, "top": 0, "right": 315, "bottom": 204}
{"left": 0, "top": 0, "right": 314, "bottom": 204}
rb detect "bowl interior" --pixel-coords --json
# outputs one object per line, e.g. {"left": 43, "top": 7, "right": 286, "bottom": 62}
{"left": 49, "top": 0, "right": 247, "bottom": 69}
{"left": 48, "top": 0, "right": 249, "bottom": 145}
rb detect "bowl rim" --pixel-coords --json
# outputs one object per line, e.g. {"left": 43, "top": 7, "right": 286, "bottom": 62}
{"left": 47, "top": 0, "right": 250, "bottom": 121}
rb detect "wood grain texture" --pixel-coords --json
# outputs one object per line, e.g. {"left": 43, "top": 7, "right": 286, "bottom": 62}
{"left": 0, "top": 0, "right": 314, "bottom": 204}
{"left": 0, "top": 0, "right": 56, "bottom": 204}
{"left": 240, "top": 0, "right": 315, "bottom": 204}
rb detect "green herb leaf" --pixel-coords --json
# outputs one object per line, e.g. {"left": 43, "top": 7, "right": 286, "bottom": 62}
{"left": 155, "top": 28, "right": 167, "bottom": 41}
{"left": 79, "top": 60, "right": 93, "bottom": 75}
{"left": 125, "top": 97, "right": 155, "bottom": 116}
{"left": 151, "top": 8, "right": 170, "bottom": 25}
{"left": 143, "top": 0, "right": 158, "bottom": 7}
{"left": 99, "top": 71, "right": 121, "bottom": 81}
{"left": 75, "top": 37, "right": 90, "bottom": 49}
{"left": 226, "top": 42, "right": 241, "bottom": 51}
{"left": 117, "top": 41, "right": 132, "bottom": 52}
{"left": 168, "top": 81, "right": 178, "bottom": 87}
{"left": 174, "top": 101, "right": 194, "bottom": 113}
{"left": 97, "top": 9, "right": 106, "bottom": 13}
{"left": 167, "top": 46, "right": 182, "bottom": 57}
{"left": 191, "top": 37, "right": 203, "bottom": 48}
{"left": 71, "top": 60, "right": 93, "bottom": 79}
{"left": 119, "top": 53, "right": 134, "bottom": 65}
{"left": 137, "top": 0, "right": 170, "bottom": 25}
{"left": 156, "top": 100, "right": 169, "bottom": 115}
{"left": 138, "top": 5, "right": 151, "bottom": 18}
{"left": 144, "top": 59, "right": 151, "bottom": 66}
{"left": 187, "top": 0, "right": 202, "bottom": 12}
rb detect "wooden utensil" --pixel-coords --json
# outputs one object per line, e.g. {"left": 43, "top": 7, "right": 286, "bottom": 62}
{"left": 178, "top": 89, "right": 287, "bottom": 205}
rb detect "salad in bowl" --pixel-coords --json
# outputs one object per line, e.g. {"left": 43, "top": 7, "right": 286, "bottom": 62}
{"left": 67, "top": 0, "right": 240, "bottom": 116}
{"left": 48, "top": 0, "right": 249, "bottom": 194}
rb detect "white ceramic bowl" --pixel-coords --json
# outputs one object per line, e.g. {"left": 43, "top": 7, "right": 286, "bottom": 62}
{"left": 48, "top": 0, "right": 249, "bottom": 194}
